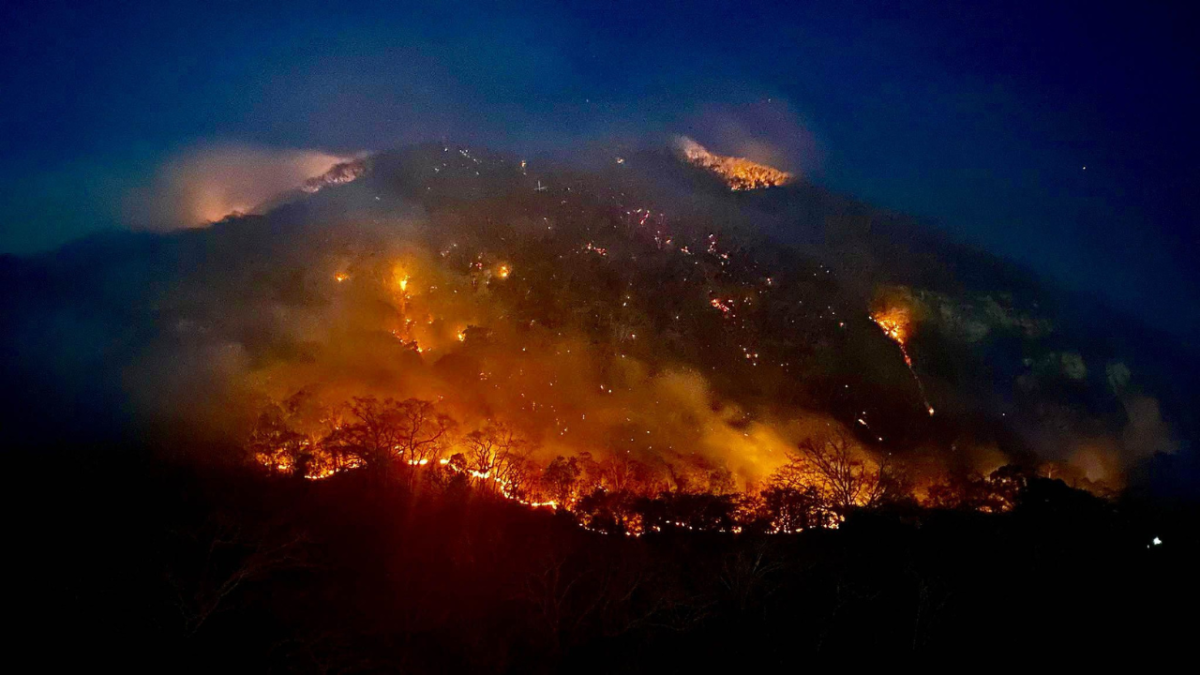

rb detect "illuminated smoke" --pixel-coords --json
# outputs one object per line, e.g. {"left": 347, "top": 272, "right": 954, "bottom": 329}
{"left": 231, "top": 244, "right": 813, "bottom": 488}
{"left": 674, "top": 136, "right": 793, "bottom": 190}
{"left": 123, "top": 143, "right": 357, "bottom": 229}
{"left": 51, "top": 142, "right": 1175, "bottom": 502}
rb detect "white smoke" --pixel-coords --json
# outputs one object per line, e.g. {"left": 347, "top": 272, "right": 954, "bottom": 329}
{"left": 124, "top": 143, "right": 355, "bottom": 230}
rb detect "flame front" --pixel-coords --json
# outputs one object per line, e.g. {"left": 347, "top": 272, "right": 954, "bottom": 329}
{"left": 676, "top": 136, "right": 793, "bottom": 191}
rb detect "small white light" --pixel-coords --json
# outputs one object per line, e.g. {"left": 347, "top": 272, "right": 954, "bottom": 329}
{"left": 1152, "top": 537, "right": 1163, "bottom": 546}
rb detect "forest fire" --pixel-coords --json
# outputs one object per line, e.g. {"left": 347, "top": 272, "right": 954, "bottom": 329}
{"left": 249, "top": 384, "right": 1025, "bottom": 538}
{"left": 214, "top": 147, "right": 1132, "bottom": 545}
{"left": 675, "top": 136, "right": 794, "bottom": 190}
{"left": 13, "top": 138, "right": 1165, "bottom": 668}
{"left": 870, "top": 303, "right": 935, "bottom": 416}
{"left": 869, "top": 307, "right": 912, "bottom": 364}
{"left": 13, "top": 1, "right": 1195, "bottom": 664}
{"left": 299, "top": 159, "right": 366, "bottom": 193}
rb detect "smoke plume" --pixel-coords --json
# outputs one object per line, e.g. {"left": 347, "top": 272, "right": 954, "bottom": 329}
{"left": 123, "top": 143, "right": 355, "bottom": 230}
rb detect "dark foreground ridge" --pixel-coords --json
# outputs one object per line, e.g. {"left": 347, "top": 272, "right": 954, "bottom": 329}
{"left": 12, "top": 446, "right": 1197, "bottom": 670}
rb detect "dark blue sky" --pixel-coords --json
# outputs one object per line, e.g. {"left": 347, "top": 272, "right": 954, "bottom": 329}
{"left": 2, "top": 0, "right": 1197, "bottom": 340}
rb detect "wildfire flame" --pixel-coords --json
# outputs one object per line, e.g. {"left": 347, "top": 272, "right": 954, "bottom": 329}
{"left": 676, "top": 136, "right": 793, "bottom": 191}
{"left": 869, "top": 307, "right": 912, "bottom": 366}
{"left": 870, "top": 305, "right": 935, "bottom": 416}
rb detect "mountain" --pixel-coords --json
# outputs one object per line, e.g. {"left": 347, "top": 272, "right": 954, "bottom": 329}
{"left": 0, "top": 141, "right": 1194, "bottom": 493}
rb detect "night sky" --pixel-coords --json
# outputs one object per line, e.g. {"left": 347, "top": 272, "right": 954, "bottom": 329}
{"left": 2, "top": 0, "right": 1197, "bottom": 340}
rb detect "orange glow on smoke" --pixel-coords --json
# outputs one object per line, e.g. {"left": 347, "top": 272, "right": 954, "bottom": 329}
{"left": 676, "top": 136, "right": 793, "bottom": 191}
{"left": 242, "top": 212, "right": 1121, "bottom": 540}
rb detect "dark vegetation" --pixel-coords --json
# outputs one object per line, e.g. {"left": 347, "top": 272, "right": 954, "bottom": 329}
{"left": 14, "top": 441, "right": 1196, "bottom": 671}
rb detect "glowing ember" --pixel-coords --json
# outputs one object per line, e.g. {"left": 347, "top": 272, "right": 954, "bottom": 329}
{"left": 710, "top": 297, "right": 734, "bottom": 316}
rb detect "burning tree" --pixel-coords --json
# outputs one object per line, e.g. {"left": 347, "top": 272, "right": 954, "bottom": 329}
{"left": 395, "top": 399, "right": 458, "bottom": 466}
{"left": 463, "top": 421, "right": 535, "bottom": 496}
{"left": 542, "top": 456, "right": 583, "bottom": 507}
{"left": 326, "top": 397, "right": 455, "bottom": 470}
{"left": 574, "top": 489, "right": 643, "bottom": 535}
{"left": 248, "top": 403, "right": 313, "bottom": 477}
{"left": 751, "top": 485, "right": 830, "bottom": 533}
{"left": 771, "top": 432, "right": 901, "bottom": 516}
{"left": 664, "top": 457, "right": 735, "bottom": 496}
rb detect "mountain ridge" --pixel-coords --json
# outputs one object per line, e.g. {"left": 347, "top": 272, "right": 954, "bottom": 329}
{"left": 0, "top": 141, "right": 1192, "bottom": 492}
